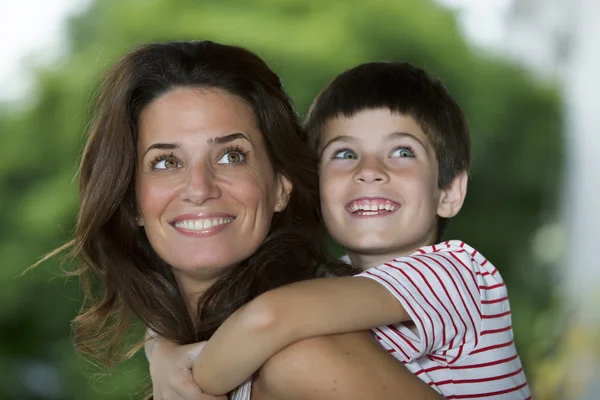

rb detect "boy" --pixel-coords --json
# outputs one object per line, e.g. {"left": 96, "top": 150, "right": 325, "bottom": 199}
{"left": 148, "top": 62, "right": 530, "bottom": 399}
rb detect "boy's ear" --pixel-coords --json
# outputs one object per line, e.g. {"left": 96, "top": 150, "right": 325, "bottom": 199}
{"left": 274, "top": 173, "right": 293, "bottom": 212}
{"left": 437, "top": 170, "right": 468, "bottom": 219}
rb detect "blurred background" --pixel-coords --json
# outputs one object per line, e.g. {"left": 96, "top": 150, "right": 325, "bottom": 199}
{"left": 0, "top": 0, "right": 598, "bottom": 398}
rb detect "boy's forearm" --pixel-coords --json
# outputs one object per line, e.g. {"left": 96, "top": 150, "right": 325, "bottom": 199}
{"left": 192, "top": 299, "right": 294, "bottom": 395}
{"left": 192, "top": 276, "right": 410, "bottom": 395}
{"left": 261, "top": 276, "right": 410, "bottom": 340}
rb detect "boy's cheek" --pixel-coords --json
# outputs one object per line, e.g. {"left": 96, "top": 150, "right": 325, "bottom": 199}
{"left": 319, "top": 171, "right": 340, "bottom": 194}
{"left": 319, "top": 165, "right": 349, "bottom": 183}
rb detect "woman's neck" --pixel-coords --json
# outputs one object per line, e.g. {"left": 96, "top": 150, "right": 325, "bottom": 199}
{"left": 171, "top": 267, "right": 231, "bottom": 318}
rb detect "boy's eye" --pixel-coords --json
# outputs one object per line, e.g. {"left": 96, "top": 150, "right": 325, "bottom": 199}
{"left": 391, "top": 147, "right": 414, "bottom": 158}
{"left": 217, "top": 150, "right": 246, "bottom": 165}
{"left": 154, "top": 157, "right": 181, "bottom": 170}
{"left": 333, "top": 149, "right": 357, "bottom": 160}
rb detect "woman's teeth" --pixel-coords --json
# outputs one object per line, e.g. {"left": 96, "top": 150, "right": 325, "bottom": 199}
{"left": 173, "top": 217, "right": 234, "bottom": 230}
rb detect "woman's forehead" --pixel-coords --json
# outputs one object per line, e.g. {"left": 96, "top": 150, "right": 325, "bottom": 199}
{"left": 137, "top": 88, "right": 262, "bottom": 148}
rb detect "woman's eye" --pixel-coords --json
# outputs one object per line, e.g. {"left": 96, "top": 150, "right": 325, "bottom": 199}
{"left": 217, "top": 150, "right": 246, "bottom": 165}
{"left": 333, "top": 150, "right": 357, "bottom": 160}
{"left": 391, "top": 147, "right": 414, "bottom": 158}
{"left": 154, "top": 157, "right": 181, "bottom": 169}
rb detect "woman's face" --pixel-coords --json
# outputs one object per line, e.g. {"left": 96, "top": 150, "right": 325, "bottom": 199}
{"left": 136, "top": 87, "right": 291, "bottom": 285}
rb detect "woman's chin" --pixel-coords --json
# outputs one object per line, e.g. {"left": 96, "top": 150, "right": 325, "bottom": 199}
{"left": 171, "top": 258, "right": 237, "bottom": 275}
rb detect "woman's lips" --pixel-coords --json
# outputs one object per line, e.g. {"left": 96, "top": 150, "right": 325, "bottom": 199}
{"left": 169, "top": 213, "right": 236, "bottom": 236}
{"left": 172, "top": 217, "right": 235, "bottom": 231}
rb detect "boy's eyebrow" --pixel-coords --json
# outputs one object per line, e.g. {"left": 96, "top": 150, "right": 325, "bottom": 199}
{"left": 386, "top": 131, "right": 428, "bottom": 151}
{"left": 319, "top": 135, "right": 360, "bottom": 157}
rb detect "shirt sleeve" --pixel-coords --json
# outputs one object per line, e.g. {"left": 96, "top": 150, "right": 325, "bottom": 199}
{"left": 356, "top": 249, "right": 483, "bottom": 363}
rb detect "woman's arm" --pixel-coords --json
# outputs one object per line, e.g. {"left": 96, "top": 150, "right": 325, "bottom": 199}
{"left": 253, "top": 331, "right": 442, "bottom": 400}
{"left": 192, "top": 276, "right": 410, "bottom": 394}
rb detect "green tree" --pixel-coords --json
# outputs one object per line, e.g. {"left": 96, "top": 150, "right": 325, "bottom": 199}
{"left": 0, "top": 0, "right": 562, "bottom": 398}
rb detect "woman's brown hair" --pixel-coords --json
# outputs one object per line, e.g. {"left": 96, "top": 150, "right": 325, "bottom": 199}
{"left": 62, "top": 40, "right": 350, "bottom": 368}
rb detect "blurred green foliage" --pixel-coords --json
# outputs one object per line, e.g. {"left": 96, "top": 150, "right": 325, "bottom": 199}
{"left": 0, "top": 0, "right": 563, "bottom": 398}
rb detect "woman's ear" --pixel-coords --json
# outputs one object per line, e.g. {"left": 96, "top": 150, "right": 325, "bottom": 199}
{"left": 437, "top": 170, "right": 468, "bottom": 219}
{"left": 274, "top": 174, "right": 293, "bottom": 212}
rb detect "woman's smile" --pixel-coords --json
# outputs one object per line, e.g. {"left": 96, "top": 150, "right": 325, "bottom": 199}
{"left": 170, "top": 213, "right": 236, "bottom": 236}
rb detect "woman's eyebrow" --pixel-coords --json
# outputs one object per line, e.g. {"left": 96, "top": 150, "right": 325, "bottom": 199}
{"left": 210, "top": 132, "right": 254, "bottom": 147}
{"left": 142, "top": 132, "right": 254, "bottom": 157}
{"left": 143, "top": 142, "right": 179, "bottom": 157}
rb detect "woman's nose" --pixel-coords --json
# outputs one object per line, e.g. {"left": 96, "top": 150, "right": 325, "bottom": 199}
{"left": 179, "top": 163, "right": 222, "bottom": 204}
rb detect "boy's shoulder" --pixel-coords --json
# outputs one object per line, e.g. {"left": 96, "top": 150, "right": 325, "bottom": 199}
{"left": 377, "top": 240, "right": 499, "bottom": 277}
{"left": 409, "top": 240, "right": 485, "bottom": 261}
{"left": 343, "top": 240, "right": 499, "bottom": 277}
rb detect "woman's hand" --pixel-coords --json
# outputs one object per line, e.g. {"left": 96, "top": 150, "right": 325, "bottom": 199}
{"left": 148, "top": 337, "right": 227, "bottom": 400}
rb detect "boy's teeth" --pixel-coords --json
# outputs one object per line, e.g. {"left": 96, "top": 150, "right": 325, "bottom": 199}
{"left": 174, "top": 217, "right": 234, "bottom": 230}
{"left": 348, "top": 199, "right": 400, "bottom": 212}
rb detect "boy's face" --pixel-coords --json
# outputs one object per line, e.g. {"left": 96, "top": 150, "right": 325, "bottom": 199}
{"left": 318, "top": 108, "right": 448, "bottom": 267}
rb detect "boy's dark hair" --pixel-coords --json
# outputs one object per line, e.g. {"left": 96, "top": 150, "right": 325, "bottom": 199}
{"left": 304, "top": 62, "right": 471, "bottom": 240}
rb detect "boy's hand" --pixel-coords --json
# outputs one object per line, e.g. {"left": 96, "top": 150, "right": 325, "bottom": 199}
{"left": 149, "top": 338, "right": 226, "bottom": 400}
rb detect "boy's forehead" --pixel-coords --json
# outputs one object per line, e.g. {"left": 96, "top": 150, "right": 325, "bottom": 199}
{"left": 319, "top": 108, "right": 431, "bottom": 149}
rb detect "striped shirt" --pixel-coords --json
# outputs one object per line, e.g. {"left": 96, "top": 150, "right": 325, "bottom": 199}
{"left": 357, "top": 240, "right": 530, "bottom": 399}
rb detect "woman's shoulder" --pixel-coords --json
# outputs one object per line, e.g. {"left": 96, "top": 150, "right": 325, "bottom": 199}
{"left": 252, "top": 331, "right": 438, "bottom": 400}
{"left": 251, "top": 332, "right": 371, "bottom": 399}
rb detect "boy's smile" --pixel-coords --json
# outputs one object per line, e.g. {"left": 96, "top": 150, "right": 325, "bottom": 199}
{"left": 318, "top": 108, "right": 448, "bottom": 269}
{"left": 345, "top": 197, "right": 401, "bottom": 217}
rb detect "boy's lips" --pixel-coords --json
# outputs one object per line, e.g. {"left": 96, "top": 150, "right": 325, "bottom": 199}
{"left": 345, "top": 197, "right": 400, "bottom": 216}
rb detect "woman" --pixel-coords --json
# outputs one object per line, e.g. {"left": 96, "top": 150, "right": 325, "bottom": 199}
{"left": 61, "top": 40, "right": 438, "bottom": 399}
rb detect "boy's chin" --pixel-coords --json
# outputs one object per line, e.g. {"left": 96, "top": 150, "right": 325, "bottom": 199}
{"left": 340, "top": 235, "right": 430, "bottom": 259}
{"left": 342, "top": 239, "right": 402, "bottom": 256}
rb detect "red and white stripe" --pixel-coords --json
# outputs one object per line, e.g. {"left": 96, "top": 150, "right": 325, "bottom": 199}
{"left": 359, "top": 240, "right": 530, "bottom": 399}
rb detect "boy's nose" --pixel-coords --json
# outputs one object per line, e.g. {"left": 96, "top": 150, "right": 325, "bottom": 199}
{"left": 354, "top": 157, "right": 390, "bottom": 184}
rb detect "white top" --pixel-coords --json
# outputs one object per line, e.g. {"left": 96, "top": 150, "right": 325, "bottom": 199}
{"left": 229, "top": 379, "right": 252, "bottom": 400}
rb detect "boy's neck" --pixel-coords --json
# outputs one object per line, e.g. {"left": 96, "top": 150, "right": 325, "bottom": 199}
{"left": 347, "top": 242, "right": 435, "bottom": 271}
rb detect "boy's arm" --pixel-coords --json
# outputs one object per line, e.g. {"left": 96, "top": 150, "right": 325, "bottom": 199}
{"left": 145, "top": 330, "right": 226, "bottom": 400}
{"left": 192, "top": 276, "right": 411, "bottom": 395}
